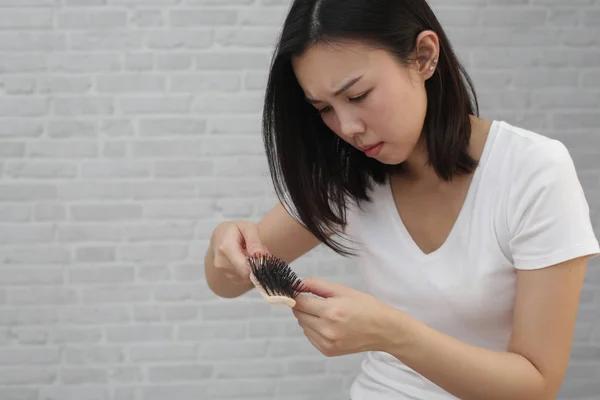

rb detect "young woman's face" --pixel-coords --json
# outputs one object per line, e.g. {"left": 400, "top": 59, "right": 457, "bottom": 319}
{"left": 292, "top": 40, "right": 434, "bottom": 165}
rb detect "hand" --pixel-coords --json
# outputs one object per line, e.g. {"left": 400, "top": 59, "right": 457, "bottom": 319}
{"left": 292, "top": 277, "right": 397, "bottom": 357}
{"left": 211, "top": 221, "right": 269, "bottom": 286}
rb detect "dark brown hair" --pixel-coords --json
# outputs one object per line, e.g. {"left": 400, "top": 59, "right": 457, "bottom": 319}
{"left": 262, "top": 0, "right": 479, "bottom": 256}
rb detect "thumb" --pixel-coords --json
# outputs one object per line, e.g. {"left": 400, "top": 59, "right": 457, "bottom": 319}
{"left": 238, "top": 223, "right": 264, "bottom": 256}
{"left": 299, "top": 277, "right": 341, "bottom": 298}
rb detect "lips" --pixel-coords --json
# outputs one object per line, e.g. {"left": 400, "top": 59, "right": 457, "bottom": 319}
{"left": 360, "top": 142, "right": 383, "bottom": 157}
{"left": 359, "top": 143, "right": 381, "bottom": 151}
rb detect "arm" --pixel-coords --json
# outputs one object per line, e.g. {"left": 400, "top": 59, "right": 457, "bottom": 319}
{"left": 379, "top": 256, "right": 589, "bottom": 400}
{"left": 205, "top": 202, "right": 322, "bottom": 299}
{"left": 380, "top": 140, "right": 596, "bottom": 399}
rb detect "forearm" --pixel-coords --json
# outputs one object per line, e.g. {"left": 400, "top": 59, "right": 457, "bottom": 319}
{"left": 204, "top": 237, "right": 253, "bottom": 299}
{"left": 380, "top": 308, "right": 545, "bottom": 400}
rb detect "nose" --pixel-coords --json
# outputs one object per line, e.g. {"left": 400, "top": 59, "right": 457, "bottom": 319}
{"left": 336, "top": 108, "right": 364, "bottom": 140}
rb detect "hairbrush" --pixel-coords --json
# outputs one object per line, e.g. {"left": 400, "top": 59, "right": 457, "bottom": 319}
{"left": 247, "top": 254, "right": 305, "bottom": 308}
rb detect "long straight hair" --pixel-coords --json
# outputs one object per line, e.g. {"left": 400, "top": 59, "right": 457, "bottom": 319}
{"left": 262, "top": 0, "right": 479, "bottom": 256}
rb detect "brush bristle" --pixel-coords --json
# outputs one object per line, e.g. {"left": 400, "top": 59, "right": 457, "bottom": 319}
{"left": 248, "top": 254, "right": 305, "bottom": 299}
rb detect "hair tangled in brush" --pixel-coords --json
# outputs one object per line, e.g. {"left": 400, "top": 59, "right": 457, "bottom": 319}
{"left": 248, "top": 254, "right": 305, "bottom": 306}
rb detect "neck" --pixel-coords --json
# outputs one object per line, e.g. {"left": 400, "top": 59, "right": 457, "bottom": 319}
{"left": 401, "top": 138, "right": 439, "bottom": 183}
{"left": 398, "top": 115, "right": 490, "bottom": 185}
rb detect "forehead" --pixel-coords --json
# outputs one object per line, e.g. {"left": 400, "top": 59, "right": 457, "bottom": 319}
{"left": 292, "top": 41, "right": 381, "bottom": 95}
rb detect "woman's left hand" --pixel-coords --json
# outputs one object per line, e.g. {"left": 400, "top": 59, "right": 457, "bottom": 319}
{"left": 291, "top": 277, "right": 399, "bottom": 357}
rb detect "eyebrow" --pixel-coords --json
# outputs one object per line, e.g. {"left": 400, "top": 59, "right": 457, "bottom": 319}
{"left": 305, "top": 75, "right": 363, "bottom": 104}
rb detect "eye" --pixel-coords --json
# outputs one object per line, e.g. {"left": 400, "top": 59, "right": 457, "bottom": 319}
{"left": 349, "top": 90, "right": 371, "bottom": 103}
{"left": 316, "top": 89, "right": 371, "bottom": 114}
{"left": 318, "top": 105, "right": 333, "bottom": 114}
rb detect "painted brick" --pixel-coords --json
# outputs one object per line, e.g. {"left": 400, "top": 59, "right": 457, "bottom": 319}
{"left": 0, "top": 2, "right": 597, "bottom": 400}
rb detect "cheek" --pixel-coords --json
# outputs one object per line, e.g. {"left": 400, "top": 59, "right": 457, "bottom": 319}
{"left": 374, "top": 84, "right": 426, "bottom": 137}
{"left": 364, "top": 88, "right": 401, "bottom": 134}
{"left": 322, "top": 113, "right": 337, "bottom": 131}
{"left": 321, "top": 113, "right": 345, "bottom": 141}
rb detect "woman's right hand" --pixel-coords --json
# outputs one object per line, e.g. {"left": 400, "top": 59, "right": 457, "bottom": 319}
{"left": 211, "top": 220, "right": 268, "bottom": 285}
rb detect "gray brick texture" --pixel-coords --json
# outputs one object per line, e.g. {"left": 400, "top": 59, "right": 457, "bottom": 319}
{"left": 0, "top": 0, "right": 598, "bottom": 399}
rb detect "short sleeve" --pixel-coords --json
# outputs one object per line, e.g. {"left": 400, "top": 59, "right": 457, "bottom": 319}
{"left": 507, "top": 140, "right": 600, "bottom": 270}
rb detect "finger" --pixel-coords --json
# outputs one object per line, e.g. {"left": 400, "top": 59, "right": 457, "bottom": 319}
{"left": 293, "top": 306, "right": 322, "bottom": 328}
{"left": 302, "top": 325, "right": 334, "bottom": 355}
{"left": 224, "top": 271, "right": 244, "bottom": 284}
{"left": 303, "top": 324, "right": 331, "bottom": 344}
{"left": 302, "top": 326, "right": 324, "bottom": 353}
{"left": 237, "top": 223, "right": 264, "bottom": 256}
{"left": 218, "top": 242, "right": 251, "bottom": 278}
{"left": 297, "top": 284, "right": 311, "bottom": 293}
{"left": 300, "top": 277, "right": 340, "bottom": 298}
{"left": 293, "top": 293, "right": 328, "bottom": 316}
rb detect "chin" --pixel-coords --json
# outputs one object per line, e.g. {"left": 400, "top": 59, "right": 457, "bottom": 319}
{"left": 375, "top": 147, "right": 409, "bottom": 165}
{"left": 373, "top": 154, "right": 405, "bottom": 166}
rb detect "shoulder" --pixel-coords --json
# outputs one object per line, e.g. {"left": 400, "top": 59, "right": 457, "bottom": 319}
{"left": 496, "top": 121, "right": 572, "bottom": 166}
{"left": 493, "top": 122, "right": 599, "bottom": 269}
{"left": 493, "top": 121, "right": 583, "bottom": 212}
{"left": 493, "top": 121, "right": 577, "bottom": 190}
{"left": 482, "top": 120, "right": 579, "bottom": 211}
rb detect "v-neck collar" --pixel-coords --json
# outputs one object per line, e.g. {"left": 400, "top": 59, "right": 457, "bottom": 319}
{"left": 384, "top": 120, "right": 500, "bottom": 260}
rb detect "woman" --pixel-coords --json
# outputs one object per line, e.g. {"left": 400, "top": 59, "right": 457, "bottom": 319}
{"left": 205, "top": 0, "right": 599, "bottom": 399}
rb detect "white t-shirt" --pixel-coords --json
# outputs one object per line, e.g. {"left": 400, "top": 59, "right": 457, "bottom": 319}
{"left": 332, "top": 120, "right": 600, "bottom": 399}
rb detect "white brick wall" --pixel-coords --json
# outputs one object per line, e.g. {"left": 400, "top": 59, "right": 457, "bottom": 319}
{"left": 0, "top": 0, "right": 598, "bottom": 399}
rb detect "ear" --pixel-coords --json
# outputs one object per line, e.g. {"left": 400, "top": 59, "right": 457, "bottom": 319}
{"left": 414, "top": 30, "right": 440, "bottom": 80}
